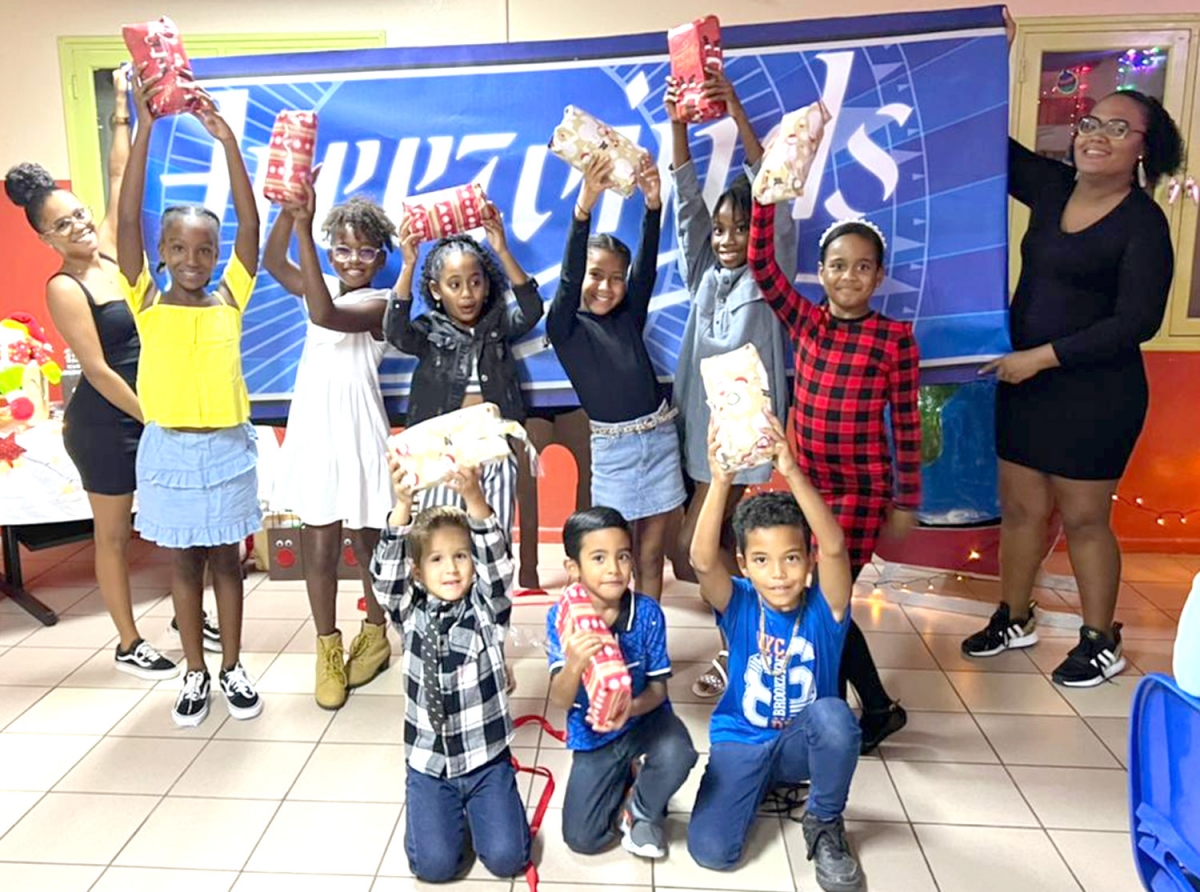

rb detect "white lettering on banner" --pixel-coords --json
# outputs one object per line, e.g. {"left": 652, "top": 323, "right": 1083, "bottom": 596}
{"left": 160, "top": 87, "right": 250, "bottom": 223}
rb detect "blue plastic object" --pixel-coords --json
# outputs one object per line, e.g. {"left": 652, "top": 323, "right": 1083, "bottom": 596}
{"left": 1129, "top": 673, "right": 1200, "bottom": 891}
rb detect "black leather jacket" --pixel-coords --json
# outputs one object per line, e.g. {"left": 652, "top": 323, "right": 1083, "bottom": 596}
{"left": 384, "top": 279, "right": 544, "bottom": 425}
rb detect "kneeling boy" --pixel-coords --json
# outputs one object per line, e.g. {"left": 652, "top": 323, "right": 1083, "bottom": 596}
{"left": 687, "top": 418, "right": 864, "bottom": 892}
{"left": 546, "top": 507, "right": 697, "bottom": 858}
{"left": 371, "top": 463, "right": 530, "bottom": 883}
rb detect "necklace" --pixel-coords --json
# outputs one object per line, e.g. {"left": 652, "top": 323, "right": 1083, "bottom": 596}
{"left": 757, "top": 596, "right": 803, "bottom": 677}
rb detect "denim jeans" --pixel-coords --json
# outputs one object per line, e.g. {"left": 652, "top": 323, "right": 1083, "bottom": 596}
{"left": 405, "top": 752, "right": 530, "bottom": 882}
{"left": 562, "top": 704, "right": 697, "bottom": 853}
{"left": 687, "top": 697, "right": 861, "bottom": 870}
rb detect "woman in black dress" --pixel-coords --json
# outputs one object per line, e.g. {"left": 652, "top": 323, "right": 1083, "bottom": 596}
{"left": 962, "top": 31, "right": 1184, "bottom": 686}
{"left": 4, "top": 73, "right": 212, "bottom": 678}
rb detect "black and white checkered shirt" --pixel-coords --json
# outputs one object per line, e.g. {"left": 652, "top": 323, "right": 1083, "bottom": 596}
{"left": 370, "top": 515, "right": 514, "bottom": 778}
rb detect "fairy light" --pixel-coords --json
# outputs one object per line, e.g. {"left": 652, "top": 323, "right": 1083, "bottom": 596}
{"left": 1111, "top": 493, "right": 1200, "bottom": 527}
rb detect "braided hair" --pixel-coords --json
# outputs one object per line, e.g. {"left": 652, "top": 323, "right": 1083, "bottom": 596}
{"left": 419, "top": 234, "right": 509, "bottom": 312}
{"left": 4, "top": 162, "right": 59, "bottom": 230}
{"left": 156, "top": 205, "right": 222, "bottom": 274}
{"left": 322, "top": 195, "right": 396, "bottom": 252}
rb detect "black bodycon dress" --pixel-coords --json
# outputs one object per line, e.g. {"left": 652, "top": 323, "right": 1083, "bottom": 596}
{"left": 996, "top": 139, "right": 1175, "bottom": 480}
{"left": 57, "top": 265, "right": 143, "bottom": 495}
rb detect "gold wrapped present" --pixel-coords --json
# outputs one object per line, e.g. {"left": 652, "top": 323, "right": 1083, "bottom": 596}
{"left": 387, "top": 402, "right": 534, "bottom": 492}
{"left": 548, "top": 106, "right": 649, "bottom": 199}
{"left": 701, "top": 343, "right": 775, "bottom": 473}
{"left": 752, "top": 101, "right": 831, "bottom": 204}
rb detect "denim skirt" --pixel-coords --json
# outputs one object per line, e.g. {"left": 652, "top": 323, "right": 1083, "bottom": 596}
{"left": 590, "top": 403, "right": 687, "bottom": 522}
{"left": 135, "top": 423, "right": 261, "bottom": 548}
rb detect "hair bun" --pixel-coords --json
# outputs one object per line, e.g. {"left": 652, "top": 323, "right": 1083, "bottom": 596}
{"left": 4, "top": 162, "right": 56, "bottom": 209}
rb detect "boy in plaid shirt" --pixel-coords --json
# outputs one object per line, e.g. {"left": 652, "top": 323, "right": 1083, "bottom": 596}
{"left": 371, "top": 461, "right": 529, "bottom": 882}
{"left": 748, "top": 198, "right": 921, "bottom": 755}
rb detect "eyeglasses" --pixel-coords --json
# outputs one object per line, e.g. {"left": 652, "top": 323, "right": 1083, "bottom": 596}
{"left": 1076, "top": 115, "right": 1146, "bottom": 140}
{"left": 331, "top": 245, "right": 381, "bottom": 264}
{"left": 43, "top": 206, "right": 92, "bottom": 237}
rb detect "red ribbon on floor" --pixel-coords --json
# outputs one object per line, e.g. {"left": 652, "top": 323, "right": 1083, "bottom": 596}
{"left": 511, "top": 714, "right": 567, "bottom": 892}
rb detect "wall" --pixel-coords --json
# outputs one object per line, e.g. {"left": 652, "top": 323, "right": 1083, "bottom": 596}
{"left": 2, "top": 0, "right": 1198, "bottom": 551}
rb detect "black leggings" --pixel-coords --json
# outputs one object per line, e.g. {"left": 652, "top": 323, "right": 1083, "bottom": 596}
{"left": 836, "top": 563, "right": 891, "bottom": 713}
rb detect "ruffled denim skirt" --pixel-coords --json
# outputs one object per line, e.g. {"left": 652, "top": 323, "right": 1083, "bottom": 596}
{"left": 135, "top": 423, "right": 261, "bottom": 548}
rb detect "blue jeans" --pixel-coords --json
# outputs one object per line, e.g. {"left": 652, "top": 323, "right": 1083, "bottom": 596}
{"left": 688, "top": 697, "right": 860, "bottom": 871}
{"left": 404, "top": 753, "right": 531, "bottom": 882}
{"left": 562, "top": 704, "right": 697, "bottom": 854}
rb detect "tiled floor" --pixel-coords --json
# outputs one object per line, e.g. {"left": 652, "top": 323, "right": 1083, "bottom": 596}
{"left": 0, "top": 539, "right": 1194, "bottom": 892}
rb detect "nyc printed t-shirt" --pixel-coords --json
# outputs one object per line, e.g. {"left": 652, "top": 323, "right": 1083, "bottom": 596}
{"left": 711, "top": 576, "right": 850, "bottom": 746}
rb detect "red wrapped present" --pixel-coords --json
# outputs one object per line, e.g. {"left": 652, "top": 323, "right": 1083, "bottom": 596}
{"left": 556, "top": 583, "right": 633, "bottom": 729}
{"left": 668, "top": 15, "right": 726, "bottom": 123}
{"left": 403, "top": 183, "right": 488, "bottom": 243}
{"left": 263, "top": 110, "right": 318, "bottom": 204}
{"left": 122, "top": 16, "right": 200, "bottom": 117}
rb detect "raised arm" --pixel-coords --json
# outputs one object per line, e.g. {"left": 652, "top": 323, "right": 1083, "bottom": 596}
{"left": 287, "top": 184, "right": 385, "bottom": 335}
{"left": 383, "top": 218, "right": 431, "bottom": 356}
{"left": 689, "top": 425, "right": 736, "bottom": 613}
{"left": 889, "top": 326, "right": 922, "bottom": 512}
{"left": 116, "top": 65, "right": 158, "bottom": 289}
{"left": 455, "top": 466, "right": 514, "bottom": 615}
{"left": 481, "top": 203, "right": 544, "bottom": 339}
{"left": 748, "top": 199, "right": 814, "bottom": 340}
{"left": 709, "top": 67, "right": 763, "bottom": 166}
{"left": 95, "top": 68, "right": 132, "bottom": 259}
{"left": 625, "top": 158, "right": 663, "bottom": 329}
{"left": 262, "top": 207, "right": 307, "bottom": 296}
{"left": 373, "top": 459, "right": 417, "bottom": 623}
{"left": 547, "top": 156, "right": 611, "bottom": 344}
{"left": 1008, "top": 137, "right": 1074, "bottom": 208}
{"left": 193, "top": 99, "right": 259, "bottom": 275}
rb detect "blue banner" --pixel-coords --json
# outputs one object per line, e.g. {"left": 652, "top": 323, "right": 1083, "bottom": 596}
{"left": 142, "top": 5, "right": 1011, "bottom": 418}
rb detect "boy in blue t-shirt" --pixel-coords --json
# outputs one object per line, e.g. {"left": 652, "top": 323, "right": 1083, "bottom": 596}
{"left": 546, "top": 507, "right": 697, "bottom": 859}
{"left": 687, "top": 415, "right": 864, "bottom": 892}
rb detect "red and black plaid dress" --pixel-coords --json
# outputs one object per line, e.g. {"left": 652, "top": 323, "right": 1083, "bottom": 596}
{"left": 748, "top": 201, "right": 922, "bottom": 570}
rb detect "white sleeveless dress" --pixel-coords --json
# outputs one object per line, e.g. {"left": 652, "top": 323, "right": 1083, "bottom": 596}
{"left": 272, "top": 284, "right": 394, "bottom": 528}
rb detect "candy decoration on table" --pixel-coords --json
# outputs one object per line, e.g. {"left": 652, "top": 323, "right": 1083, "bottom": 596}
{"left": 0, "top": 432, "right": 26, "bottom": 469}
{"left": 668, "top": 15, "right": 726, "bottom": 123}
{"left": 701, "top": 343, "right": 775, "bottom": 473}
{"left": 549, "top": 106, "right": 650, "bottom": 199}
{"left": 402, "top": 183, "right": 488, "bottom": 243}
{"left": 122, "top": 16, "right": 201, "bottom": 117}
{"left": 555, "top": 583, "right": 633, "bottom": 729}
{"left": 0, "top": 312, "right": 63, "bottom": 423}
{"left": 752, "top": 101, "right": 832, "bottom": 204}
{"left": 386, "top": 402, "right": 537, "bottom": 493}
{"left": 263, "top": 110, "right": 319, "bottom": 204}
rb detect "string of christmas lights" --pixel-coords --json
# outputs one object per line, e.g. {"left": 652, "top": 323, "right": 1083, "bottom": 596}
{"left": 1111, "top": 493, "right": 1200, "bottom": 527}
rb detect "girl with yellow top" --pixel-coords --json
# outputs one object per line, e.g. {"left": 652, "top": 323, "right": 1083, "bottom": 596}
{"left": 118, "top": 66, "right": 263, "bottom": 728}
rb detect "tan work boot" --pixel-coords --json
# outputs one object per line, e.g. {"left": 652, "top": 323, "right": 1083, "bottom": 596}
{"left": 315, "top": 631, "right": 348, "bottom": 710}
{"left": 346, "top": 620, "right": 390, "bottom": 689}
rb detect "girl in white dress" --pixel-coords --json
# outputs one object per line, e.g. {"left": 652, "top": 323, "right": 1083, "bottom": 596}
{"left": 264, "top": 185, "right": 396, "bottom": 709}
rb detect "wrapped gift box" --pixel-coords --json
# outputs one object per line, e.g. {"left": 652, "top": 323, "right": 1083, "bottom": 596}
{"left": 752, "top": 101, "right": 831, "bottom": 204}
{"left": 258, "top": 512, "right": 363, "bottom": 581}
{"left": 387, "top": 402, "right": 532, "bottom": 493}
{"left": 556, "top": 583, "right": 633, "bottom": 728}
{"left": 403, "top": 183, "right": 488, "bottom": 243}
{"left": 122, "top": 16, "right": 200, "bottom": 117}
{"left": 263, "top": 110, "right": 318, "bottom": 204}
{"left": 668, "top": 15, "right": 726, "bottom": 123}
{"left": 549, "top": 107, "right": 648, "bottom": 199}
{"left": 701, "top": 343, "right": 775, "bottom": 474}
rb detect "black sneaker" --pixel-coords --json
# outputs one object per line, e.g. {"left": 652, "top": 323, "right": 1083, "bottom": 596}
{"left": 114, "top": 639, "right": 180, "bottom": 681}
{"left": 172, "top": 669, "right": 211, "bottom": 727}
{"left": 961, "top": 602, "right": 1038, "bottom": 657}
{"left": 1051, "top": 624, "right": 1126, "bottom": 687}
{"left": 169, "top": 612, "right": 222, "bottom": 653}
{"left": 802, "top": 812, "right": 864, "bottom": 892}
{"left": 219, "top": 662, "right": 263, "bottom": 720}
{"left": 859, "top": 701, "right": 907, "bottom": 755}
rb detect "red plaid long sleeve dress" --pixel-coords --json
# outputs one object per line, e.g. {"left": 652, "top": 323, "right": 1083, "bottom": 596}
{"left": 748, "top": 201, "right": 922, "bottom": 570}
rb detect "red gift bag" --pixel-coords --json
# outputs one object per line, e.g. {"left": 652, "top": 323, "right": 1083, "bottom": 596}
{"left": 668, "top": 15, "right": 726, "bottom": 123}
{"left": 556, "top": 583, "right": 633, "bottom": 729}
{"left": 264, "top": 110, "right": 318, "bottom": 204}
{"left": 402, "top": 183, "right": 488, "bottom": 243}
{"left": 122, "top": 16, "right": 200, "bottom": 117}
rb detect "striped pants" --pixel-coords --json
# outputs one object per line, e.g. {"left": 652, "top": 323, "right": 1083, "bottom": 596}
{"left": 415, "top": 453, "right": 518, "bottom": 545}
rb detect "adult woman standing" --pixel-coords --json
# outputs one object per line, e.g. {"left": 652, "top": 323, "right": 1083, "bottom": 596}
{"left": 4, "top": 72, "right": 214, "bottom": 677}
{"left": 962, "top": 14, "right": 1184, "bottom": 686}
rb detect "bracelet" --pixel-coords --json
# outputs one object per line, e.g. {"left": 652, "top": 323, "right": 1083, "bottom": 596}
{"left": 574, "top": 203, "right": 591, "bottom": 220}
{"left": 110, "top": 115, "right": 131, "bottom": 127}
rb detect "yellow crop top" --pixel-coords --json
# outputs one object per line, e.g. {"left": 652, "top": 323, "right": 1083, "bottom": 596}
{"left": 122, "top": 254, "right": 256, "bottom": 428}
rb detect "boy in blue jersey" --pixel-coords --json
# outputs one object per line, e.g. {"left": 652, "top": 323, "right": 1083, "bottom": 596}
{"left": 546, "top": 507, "right": 697, "bottom": 859}
{"left": 687, "top": 415, "right": 864, "bottom": 892}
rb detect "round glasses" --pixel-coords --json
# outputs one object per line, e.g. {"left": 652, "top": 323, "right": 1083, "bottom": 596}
{"left": 43, "top": 206, "right": 93, "bottom": 237}
{"left": 1076, "top": 115, "right": 1146, "bottom": 140}
{"left": 331, "top": 245, "right": 381, "bottom": 264}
